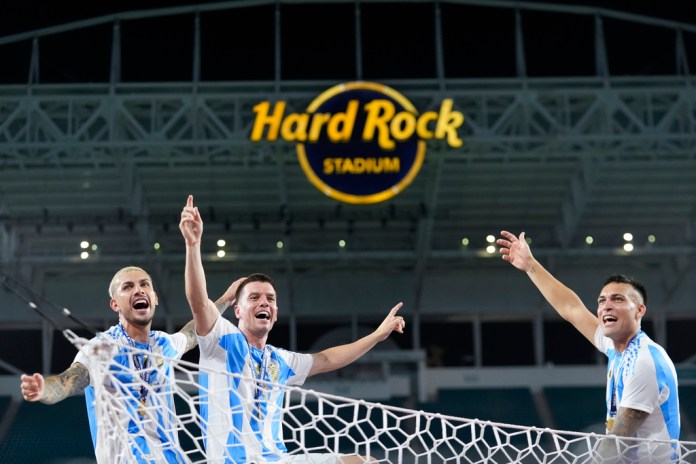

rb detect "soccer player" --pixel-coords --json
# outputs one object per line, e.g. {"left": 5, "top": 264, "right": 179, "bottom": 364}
{"left": 497, "top": 230, "right": 680, "bottom": 463}
{"left": 180, "top": 195, "right": 405, "bottom": 463}
{"left": 20, "top": 265, "right": 239, "bottom": 463}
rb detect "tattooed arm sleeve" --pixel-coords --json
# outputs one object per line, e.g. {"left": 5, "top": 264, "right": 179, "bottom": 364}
{"left": 41, "top": 363, "right": 90, "bottom": 405}
{"left": 179, "top": 319, "right": 199, "bottom": 353}
{"left": 595, "top": 407, "right": 650, "bottom": 463}
{"left": 610, "top": 406, "right": 649, "bottom": 437}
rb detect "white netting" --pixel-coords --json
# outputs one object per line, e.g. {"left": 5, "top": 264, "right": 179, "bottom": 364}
{"left": 71, "top": 331, "right": 696, "bottom": 464}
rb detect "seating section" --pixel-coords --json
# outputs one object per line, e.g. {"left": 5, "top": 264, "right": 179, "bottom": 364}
{"left": 0, "top": 396, "right": 94, "bottom": 463}
{"left": 420, "top": 387, "right": 541, "bottom": 427}
{"left": 678, "top": 385, "right": 696, "bottom": 438}
{"left": 544, "top": 386, "right": 605, "bottom": 432}
{"left": 0, "top": 395, "right": 11, "bottom": 418}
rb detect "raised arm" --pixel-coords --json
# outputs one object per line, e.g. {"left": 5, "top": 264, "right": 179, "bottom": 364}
{"left": 177, "top": 277, "right": 245, "bottom": 351}
{"left": 308, "top": 302, "right": 405, "bottom": 377}
{"left": 20, "top": 363, "right": 90, "bottom": 405}
{"left": 497, "top": 230, "right": 599, "bottom": 344}
{"left": 179, "top": 195, "right": 219, "bottom": 336}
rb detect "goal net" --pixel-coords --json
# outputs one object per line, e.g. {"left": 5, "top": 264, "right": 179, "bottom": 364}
{"left": 72, "top": 330, "right": 696, "bottom": 464}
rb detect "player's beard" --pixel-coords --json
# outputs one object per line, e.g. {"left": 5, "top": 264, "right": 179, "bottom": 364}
{"left": 124, "top": 310, "right": 154, "bottom": 327}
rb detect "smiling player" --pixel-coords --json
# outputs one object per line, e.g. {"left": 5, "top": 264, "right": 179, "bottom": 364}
{"left": 180, "top": 195, "right": 405, "bottom": 463}
{"left": 497, "top": 230, "right": 680, "bottom": 463}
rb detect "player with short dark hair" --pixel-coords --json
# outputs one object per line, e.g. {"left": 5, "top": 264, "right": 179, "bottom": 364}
{"left": 180, "top": 195, "right": 405, "bottom": 463}
{"left": 498, "top": 230, "right": 680, "bottom": 463}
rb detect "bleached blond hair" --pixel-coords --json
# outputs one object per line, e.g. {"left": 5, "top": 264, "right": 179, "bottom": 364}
{"left": 108, "top": 266, "right": 151, "bottom": 298}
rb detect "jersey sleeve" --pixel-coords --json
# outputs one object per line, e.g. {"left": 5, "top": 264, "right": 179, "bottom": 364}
{"left": 593, "top": 324, "right": 612, "bottom": 355}
{"left": 198, "top": 315, "right": 237, "bottom": 359}
{"left": 275, "top": 349, "right": 313, "bottom": 386}
{"left": 72, "top": 337, "right": 106, "bottom": 387}
{"left": 619, "top": 350, "right": 658, "bottom": 414}
{"left": 168, "top": 331, "right": 188, "bottom": 359}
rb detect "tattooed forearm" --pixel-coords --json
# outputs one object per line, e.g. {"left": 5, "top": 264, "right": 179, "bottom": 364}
{"left": 595, "top": 408, "right": 649, "bottom": 463}
{"left": 610, "top": 407, "right": 649, "bottom": 437}
{"left": 42, "top": 363, "right": 90, "bottom": 405}
{"left": 179, "top": 319, "right": 199, "bottom": 353}
{"left": 215, "top": 298, "right": 230, "bottom": 316}
{"left": 179, "top": 296, "right": 234, "bottom": 352}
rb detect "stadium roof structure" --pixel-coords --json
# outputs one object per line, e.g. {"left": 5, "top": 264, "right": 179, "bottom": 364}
{"left": 1, "top": 0, "right": 696, "bottom": 325}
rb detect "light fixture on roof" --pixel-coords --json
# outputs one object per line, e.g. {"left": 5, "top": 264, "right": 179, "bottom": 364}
{"left": 585, "top": 236, "right": 594, "bottom": 245}
{"left": 217, "top": 250, "right": 226, "bottom": 258}
{"left": 623, "top": 232, "right": 634, "bottom": 253}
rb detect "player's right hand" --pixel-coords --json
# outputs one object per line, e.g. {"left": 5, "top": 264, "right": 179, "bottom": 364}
{"left": 179, "top": 194, "right": 203, "bottom": 246}
{"left": 20, "top": 373, "right": 45, "bottom": 402}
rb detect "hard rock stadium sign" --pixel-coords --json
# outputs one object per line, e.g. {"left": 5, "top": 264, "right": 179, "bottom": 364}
{"left": 250, "top": 81, "right": 464, "bottom": 204}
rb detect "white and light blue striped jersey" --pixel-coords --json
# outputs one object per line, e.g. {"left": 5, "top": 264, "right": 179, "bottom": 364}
{"left": 74, "top": 324, "right": 188, "bottom": 463}
{"left": 198, "top": 315, "right": 313, "bottom": 464}
{"left": 595, "top": 326, "right": 680, "bottom": 462}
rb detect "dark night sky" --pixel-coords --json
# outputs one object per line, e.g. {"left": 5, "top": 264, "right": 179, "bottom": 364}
{"left": 3, "top": 0, "right": 696, "bottom": 37}
{"left": 1, "top": 1, "right": 694, "bottom": 83}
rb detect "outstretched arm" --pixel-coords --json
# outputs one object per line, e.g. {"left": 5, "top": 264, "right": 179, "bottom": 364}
{"left": 308, "top": 302, "right": 405, "bottom": 376}
{"left": 180, "top": 195, "right": 218, "bottom": 336}
{"left": 177, "top": 277, "right": 245, "bottom": 351}
{"left": 497, "top": 230, "right": 599, "bottom": 344}
{"left": 20, "top": 363, "right": 90, "bottom": 405}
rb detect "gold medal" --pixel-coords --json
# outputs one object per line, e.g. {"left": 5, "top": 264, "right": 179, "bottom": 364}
{"left": 138, "top": 399, "right": 147, "bottom": 417}
{"left": 606, "top": 417, "right": 615, "bottom": 431}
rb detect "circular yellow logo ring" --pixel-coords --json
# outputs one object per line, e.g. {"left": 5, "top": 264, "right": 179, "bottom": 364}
{"left": 296, "top": 81, "right": 426, "bottom": 205}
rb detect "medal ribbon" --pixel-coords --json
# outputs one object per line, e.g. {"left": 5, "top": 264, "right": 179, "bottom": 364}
{"left": 247, "top": 343, "right": 271, "bottom": 418}
{"left": 607, "top": 331, "right": 641, "bottom": 430}
{"left": 119, "top": 323, "right": 153, "bottom": 412}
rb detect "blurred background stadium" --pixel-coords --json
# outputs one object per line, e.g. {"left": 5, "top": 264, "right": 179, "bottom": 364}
{"left": 1, "top": 0, "right": 695, "bottom": 461}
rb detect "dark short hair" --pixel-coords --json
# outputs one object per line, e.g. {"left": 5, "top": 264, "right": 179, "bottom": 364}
{"left": 603, "top": 274, "right": 647, "bottom": 305}
{"left": 235, "top": 273, "right": 276, "bottom": 302}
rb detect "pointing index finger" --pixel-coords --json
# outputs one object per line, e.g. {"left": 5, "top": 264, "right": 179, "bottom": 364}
{"left": 389, "top": 302, "right": 403, "bottom": 317}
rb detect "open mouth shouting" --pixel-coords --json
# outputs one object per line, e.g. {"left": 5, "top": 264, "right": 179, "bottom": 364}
{"left": 602, "top": 315, "right": 617, "bottom": 326}
{"left": 131, "top": 295, "right": 151, "bottom": 313}
{"left": 255, "top": 310, "right": 271, "bottom": 320}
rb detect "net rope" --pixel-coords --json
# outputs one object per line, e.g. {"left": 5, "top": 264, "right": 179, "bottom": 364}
{"left": 70, "top": 330, "right": 696, "bottom": 464}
